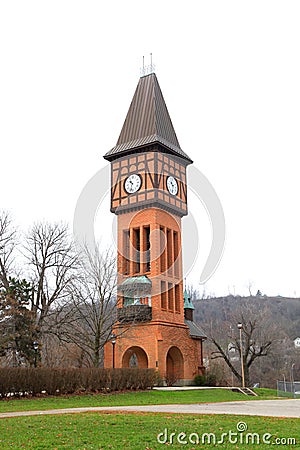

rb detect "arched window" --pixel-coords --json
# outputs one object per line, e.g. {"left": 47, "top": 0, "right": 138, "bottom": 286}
{"left": 129, "top": 353, "right": 138, "bottom": 367}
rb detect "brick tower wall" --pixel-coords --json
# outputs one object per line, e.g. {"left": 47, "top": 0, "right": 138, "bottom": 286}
{"left": 117, "top": 208, "right": 185, "bottom": 324}
{"left": 103, "top": 207, "right": 204, "bottom": 384}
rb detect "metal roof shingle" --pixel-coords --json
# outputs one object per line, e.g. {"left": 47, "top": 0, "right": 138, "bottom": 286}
{"left": 104, "top": 73, "right": 192, "bottom": 163}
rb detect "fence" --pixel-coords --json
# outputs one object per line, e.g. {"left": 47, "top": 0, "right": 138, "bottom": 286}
{"left": 277, "top": 380, "right": 300, "bottom": 398}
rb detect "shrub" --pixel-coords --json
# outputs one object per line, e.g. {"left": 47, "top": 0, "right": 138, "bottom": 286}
{"left": 193, "top": 373, "right": 217, "bottom": 387}
{"left": 193, "top": 375, "right": 206, "bottom": 386}
{"left": 0, "top": 368, "right": 156, "bottom": 398}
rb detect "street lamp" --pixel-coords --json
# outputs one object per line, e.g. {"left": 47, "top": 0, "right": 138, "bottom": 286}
{"left": 238, "top": 323, "right": 245, "bottom": 388}
{"left": 291, "top": 363, "right": 295, "bottom": 398}
{"left": 33, "top": 341, "right": 39, "bottom": 368}
{"left": 111, "top": 333, "right": 116, "bottom": 369}
{"left": 229, "top": 325, "right": 234, "bottom": 387}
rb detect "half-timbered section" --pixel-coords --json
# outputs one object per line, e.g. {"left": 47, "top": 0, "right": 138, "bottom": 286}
{"left": 110, "top": 150, "right": 188, "bottom": 216}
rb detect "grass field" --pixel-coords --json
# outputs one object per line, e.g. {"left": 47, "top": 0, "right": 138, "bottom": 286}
{"left": 0, "top": 388, "right": 278, "bottom": 413}
{"left": 0, "top": 411, "right": 298, "bottom": 449}
{"left": 0, "top": 389, "right": 297, "bottom": 449}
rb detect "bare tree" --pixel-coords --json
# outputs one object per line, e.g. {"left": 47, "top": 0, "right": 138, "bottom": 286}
{"left": 207, "top": 302, "right": 277, "bottom": 387}
{"left": 23, "top": 222, "right": 77, "bottom": 334}
{"left": 0, "top": 211, "right": 17, "bottom": 289}
{"left": 186, "top": 284, "right": 199, "bottom": 301}
{"left": 0, "top": 212, "right": 39, "bottom": 366}
{"left": 246, "top": 280, "right": 254, "bottom": 297}
{"left": 0, "top": 211, "right": 17, "bottom": 365}
{"left": 55, "top": 244, "right": 117, "bottom": 367}
{"left": 42, "top": 334, "right": 88, "bottom": 368}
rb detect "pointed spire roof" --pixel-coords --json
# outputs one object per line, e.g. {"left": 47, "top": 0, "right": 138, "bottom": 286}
{"left": 184, "top": 289, "right": 195, "bottom": 310}
{"left": 104, "top": 73, "right": 192, "bottom": 163}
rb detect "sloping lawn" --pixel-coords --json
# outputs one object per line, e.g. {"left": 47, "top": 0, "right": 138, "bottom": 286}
{"left": 0, "top": 388, "right": 277, "bottom": 413}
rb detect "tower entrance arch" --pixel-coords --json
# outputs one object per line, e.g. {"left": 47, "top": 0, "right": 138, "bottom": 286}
{"left": 166, "top": 346, "right": 184, "bottom": 384}
{"left": 122, "top": 346, "right": 148, "bottom": 369}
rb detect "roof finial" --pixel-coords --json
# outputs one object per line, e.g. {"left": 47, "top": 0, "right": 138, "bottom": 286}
{"left": 140, "top": 53, "right": 155, "bottom": 77}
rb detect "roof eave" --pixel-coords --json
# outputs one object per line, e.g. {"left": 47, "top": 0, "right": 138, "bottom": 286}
{"left": 104, "top": 141, "right": 193, "bottom": 164}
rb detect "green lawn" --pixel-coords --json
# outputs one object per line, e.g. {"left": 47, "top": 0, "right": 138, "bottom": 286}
{"left": 0, "top": 388, "right": 277, "bottom": 413}
{"left": 0, "top": 412, "right": 298, "bottom": 449}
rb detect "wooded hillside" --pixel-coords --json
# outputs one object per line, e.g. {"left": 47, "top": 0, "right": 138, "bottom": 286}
{"left": 194, "top": 295, "right": 300, "bottom": 339}
{"left": 193, "top": 294, "right": 300, "bottom": 387}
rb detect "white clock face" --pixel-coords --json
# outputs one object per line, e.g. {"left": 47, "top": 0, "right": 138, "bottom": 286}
{"left": 124, "top": 174, "right": 142, "bottom": 194}
{"left": 166, "top": 176, "right": 178, "bottom": 195}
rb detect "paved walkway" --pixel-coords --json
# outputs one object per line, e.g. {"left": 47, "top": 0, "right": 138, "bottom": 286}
{"left": 0, "top": 399, "right": 299, "bottom": 419}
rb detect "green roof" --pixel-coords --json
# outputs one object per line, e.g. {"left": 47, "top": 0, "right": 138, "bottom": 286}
{"left": 119, "top": 276, "right": 152, "bottom": 295}
{"left": 120, "top": 276, "right": 151, "bottom": 287}
{"left": 184, "top": 289, "right": 194, "bottom": 310}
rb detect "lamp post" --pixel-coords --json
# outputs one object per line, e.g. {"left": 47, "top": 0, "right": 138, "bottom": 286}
{"left": 33, "top": 341, "right": 39, "bottom": 368}
{"left": 229, "top": 325, "right": 234, "bottom": 387}
{"left": 283, "top": 373, "right": 286, "bottom": 392}
{"left": 291, "top": 363, "right": 295, "bottom": 398}
{"left": 111, "top": 334, "right": 116, "bottom": 369}
{"left": 238, "top": 323, "right": 245, "bottom": 388}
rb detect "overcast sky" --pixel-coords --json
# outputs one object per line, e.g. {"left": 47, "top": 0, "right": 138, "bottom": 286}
{"left": 1, "top": 1, "right": 300, "bottom": 297}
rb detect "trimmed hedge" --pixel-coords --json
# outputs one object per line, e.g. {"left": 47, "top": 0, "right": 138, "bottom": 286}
{"left": 0, "top": 368, "right": 157, "bottom": 398}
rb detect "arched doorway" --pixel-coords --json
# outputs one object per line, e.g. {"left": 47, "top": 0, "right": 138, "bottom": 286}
{"left": 122, "top": 346, "right": 148, "bottom": 368}
{"left": 166, "top": 346, "right": 184, "bottom": 385}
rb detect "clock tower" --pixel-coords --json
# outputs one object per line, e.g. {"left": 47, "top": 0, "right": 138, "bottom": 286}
{"left": 103, "top": 72, "right": 206, "bottom": 384}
